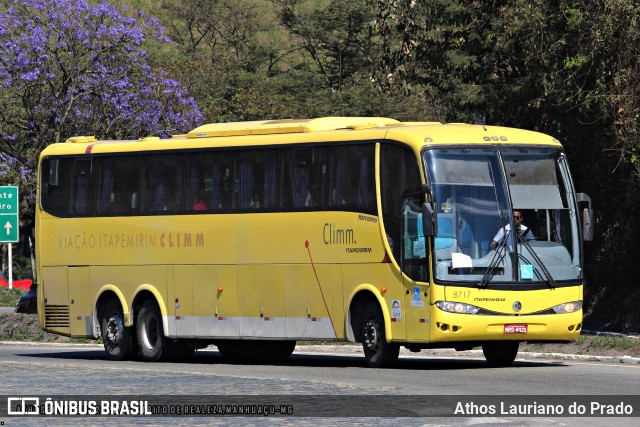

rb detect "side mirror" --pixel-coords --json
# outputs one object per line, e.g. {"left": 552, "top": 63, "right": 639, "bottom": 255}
{"left": 422, "top": 202, "right": 436, "bottom": 236}
{"left": 421, "top": 184, "right": 436, "bottom": 236}
{"left": 576, "top": 193, "right": 594, "bottom": 241}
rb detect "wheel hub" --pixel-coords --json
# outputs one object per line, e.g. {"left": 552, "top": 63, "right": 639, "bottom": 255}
{"left": 364, "top": 319, "right": 380, "bottom": 351}
{"left": 140, "top": 313, "right": 159, "bottom": 350}
{"left": 106, "top": 316, "right": 124, "bottom": 345}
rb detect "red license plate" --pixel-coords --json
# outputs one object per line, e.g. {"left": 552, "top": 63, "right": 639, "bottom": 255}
{"left": 504, "top": 324, "right": 528, "bottom": 334}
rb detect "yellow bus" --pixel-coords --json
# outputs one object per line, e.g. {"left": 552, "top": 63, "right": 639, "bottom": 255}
{"left": 36, "top": 117, "right": 593, "bottom": 367}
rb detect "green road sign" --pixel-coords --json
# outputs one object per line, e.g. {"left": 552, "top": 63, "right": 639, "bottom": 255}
{"left": 0, "top": 186, "right": 19, "bottom": 243}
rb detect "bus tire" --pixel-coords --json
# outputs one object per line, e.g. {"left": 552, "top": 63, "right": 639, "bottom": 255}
{"left": 361, "top": 301, "right": 399, "bottom": 368}
{"left": 100, "top": 299, "right": 138, "bottom": 361}
{"left": 136, "top": 300, "right": 168, "bottom": 362}
{"left": 482, "top": 341, "right": 519, "bottom": 367}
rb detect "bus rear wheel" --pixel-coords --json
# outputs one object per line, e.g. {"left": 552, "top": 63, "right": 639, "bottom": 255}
{"left": 100, "top": 299, "right": 138, "bottom": 361}
{"left": 482, "top": 341, "right": 519, "bottom": 367}
{"left": 136, "top": 300, "right": 169, "bottom": 362}
{"left": 361, "top": 301, "right": 399, "bottom": 368}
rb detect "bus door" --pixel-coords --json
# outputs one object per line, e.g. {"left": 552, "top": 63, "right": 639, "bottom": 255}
{"left": 400, "top": 196, "right": 431, "bottom": 343}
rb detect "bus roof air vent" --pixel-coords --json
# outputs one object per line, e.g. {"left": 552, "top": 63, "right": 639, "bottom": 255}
{"left": 186, "top": 117, "right": 401, "bottom": 138}
{"left": 66, "top": 136, "right": 97, "bottom": 143}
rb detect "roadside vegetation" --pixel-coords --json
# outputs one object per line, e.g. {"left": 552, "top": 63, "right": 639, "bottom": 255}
{"left": 0, "top": 287, "right": 22, "bottom": 307}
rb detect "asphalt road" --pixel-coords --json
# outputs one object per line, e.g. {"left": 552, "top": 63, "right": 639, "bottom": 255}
{"left": 0, "top": 343, "right": 639, "bottom": 426}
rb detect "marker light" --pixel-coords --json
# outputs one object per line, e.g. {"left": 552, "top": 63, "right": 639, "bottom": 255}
{"left": 551, "top": 301, "right": 582, "bottom": 314}
{"left": 435, "top": 301, "right": 480, "bottom": 314}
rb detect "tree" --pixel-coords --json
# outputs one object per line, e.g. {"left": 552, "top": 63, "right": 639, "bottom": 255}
{"left": 274, "top": 0, "right": 380, "bottom": 91}
{"left": 0, "top": 0, "right": 203, "bottom": 187}
{"left": 0, "top": 0, "right": 203, "bottom": 277}
{"left": 372, "top": 0, "right": 557, "bottom": 124}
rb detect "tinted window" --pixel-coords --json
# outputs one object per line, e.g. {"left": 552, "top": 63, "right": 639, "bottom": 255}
{"left": 41, "top": 158, "right": 72, "bottom": 216}
{"left": 40, "top": 142, "right": 381, "bottom": 217}
{"left": 96, "top": 156, "right": 140, "bottom": 215}
{"left": 279, "top": 147, "right": 327, "bottom": 210}
{"left": 232, "top": 150, "right": 278, "bottom": 211}
{"left": 185, "top": 151, "right": 232, "bottom": 212}
{"left": 141, "top": 154, "right": 184, "bottom": 214}
{"left": 327, "top": 144, "right": 375, "bottom": 214}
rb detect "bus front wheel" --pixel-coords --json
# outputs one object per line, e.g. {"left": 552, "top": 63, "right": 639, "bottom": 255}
{"left": 361, "top": 301, "right": 399, "bottom": 368}
{"left": 482, "top": 341, "right": 519, "bottom": 367}
{"left": 100, "top": 299, "right": 138, "bottom": 361}
{"left": 136, "top": 300, "right": 169, "bottom": 362}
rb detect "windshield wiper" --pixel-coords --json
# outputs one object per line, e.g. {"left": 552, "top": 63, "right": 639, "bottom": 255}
{"left": 517, "top": 233, "right": 557, "bottom": 288}
{"left": 479, "top": 229, "right": 510, "bottom": 288}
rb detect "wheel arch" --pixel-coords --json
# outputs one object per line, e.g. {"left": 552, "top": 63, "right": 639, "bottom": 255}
{"left": 95, "top": 286, "right": 129, "bottom": 327}
{"left": 132, "top": 285, "right": 169, "bottom": 338}
{"left": 346, "top": 284, "right": 391, "bottom": 343}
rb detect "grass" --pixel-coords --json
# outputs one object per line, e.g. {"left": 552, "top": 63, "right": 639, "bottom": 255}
{"left": 0, "top": 286, "right": 23, "bottom": 307}
{"left": 588, "top": 335, "right": 639, "bottom": 351}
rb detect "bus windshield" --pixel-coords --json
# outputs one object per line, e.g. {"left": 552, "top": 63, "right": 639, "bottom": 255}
{"left": 423, "top": 147, "right": 582, "bottom": 286}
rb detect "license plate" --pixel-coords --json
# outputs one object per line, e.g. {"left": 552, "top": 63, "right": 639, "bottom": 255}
{"left": 504, "top": 324, "right": 528, "bottom": 334}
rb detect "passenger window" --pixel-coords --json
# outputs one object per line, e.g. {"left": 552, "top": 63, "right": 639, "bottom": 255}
{"left": 41, "top": 158, "right": 73, "bottom": 216}
{"left": 279, "top": 147, "right": 327, "bottom": 210}
{"left": 97, "top": 156, "right": 140, "bottom": 215}
{"left": 141, "top": 154, "right": 184, "bottom": 214}
{"left": 327, "top": 145, "right": 375, "bottom": 214}
{"left": 185, "top": 151, "right": 232, "bottom": 213}
{"left": 73, "top": 158, "right": 95, "bottom": 216}
{"left": 232, "top": 150, "right": 278, "bottom": 211}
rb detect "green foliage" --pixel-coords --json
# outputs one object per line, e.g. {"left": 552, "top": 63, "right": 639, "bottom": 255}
{"left": 0, "top": 287, "right": 23, "bottom": 307}
{"left": 589, "top": 335, "right": 639, "bottom": 351}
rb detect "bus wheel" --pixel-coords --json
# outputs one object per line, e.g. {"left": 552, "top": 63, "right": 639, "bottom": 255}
{"left": 361, "top": 301, "right": 399, "bottom": 368}
{"left": 136, "top": 300, "right": 168, "bottom": 362}
{"left": 482, "top": 341, "right": 519, "bottom": 367}
{"left": 100, "top": 299, "right": 138, "bottom": 361}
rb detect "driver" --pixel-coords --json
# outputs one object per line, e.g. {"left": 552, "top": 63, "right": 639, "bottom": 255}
{"left": 489, "top": 209, "right": 533, "bottom": 250}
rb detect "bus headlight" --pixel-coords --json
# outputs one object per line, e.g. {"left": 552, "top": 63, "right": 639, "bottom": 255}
{"left": 551, "top": 301, "right": 582, "bottom": 314}
{"left": 435, "top": 301, "right": 480, "bottom": 314}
